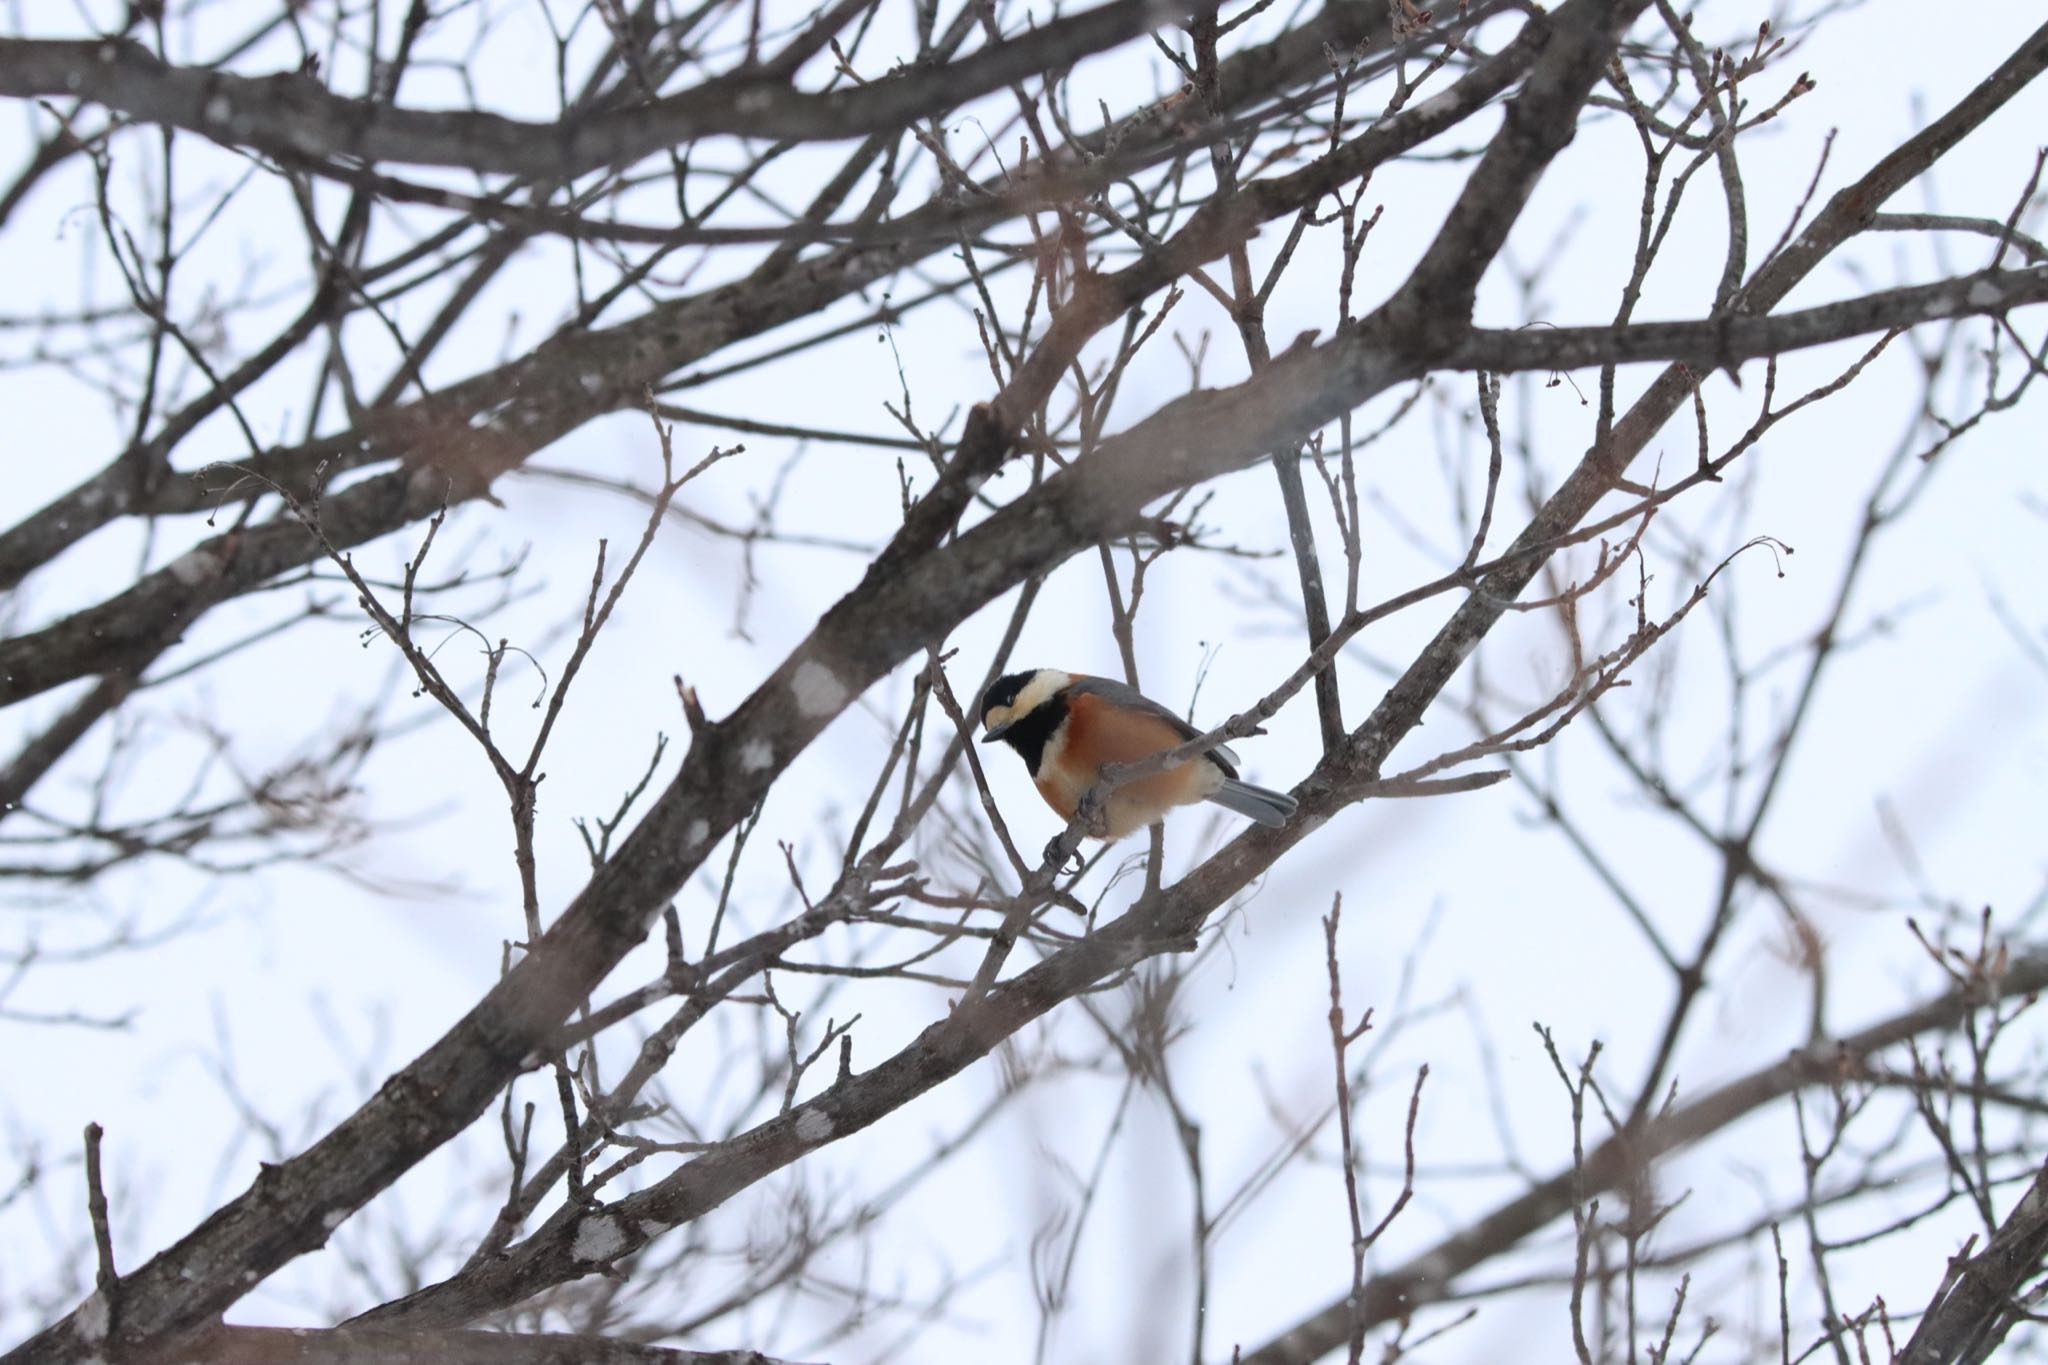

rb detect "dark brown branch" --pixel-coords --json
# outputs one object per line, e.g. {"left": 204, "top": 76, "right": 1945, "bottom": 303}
{"left": 200, "top": 1325, "right": 821, "bottom": 1365}
{"left": 0, "top": 0, "right": 1218, "bottom": 177}
{"left": 1383, "top": 0, "right": 1656, "bottom": 352}
{"left": 1896, "top": 1164, "right": 2048, "bottom": 1365}
{"left": 1449, "top": 268, "right": 2048, "bottom": 374}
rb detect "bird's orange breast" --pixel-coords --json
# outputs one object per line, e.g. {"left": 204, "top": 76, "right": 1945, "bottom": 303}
{"left": 1033, "top": 688, "right": 1222, "bottom": 838}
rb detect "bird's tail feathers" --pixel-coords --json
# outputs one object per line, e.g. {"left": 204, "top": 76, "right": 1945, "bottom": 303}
{"left": 1206, "top": 778, "right": 1298, "bottom": 828}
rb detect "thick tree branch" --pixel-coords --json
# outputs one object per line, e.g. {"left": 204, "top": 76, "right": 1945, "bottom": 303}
{"left": 1449, "top": 267, "right": 2048, "bottom": 372}
{"left": 1896, "top": 1161, "right": 2048, "bottom": 1365}
{"left": 201, "top": 1326, "right": 819, "bottom": 1365}
{"left": 0, "top": 0, "right": 1217, "bottom": 177}
{"left": 1383, "top": 0, "right": 1653, "bottom": 349}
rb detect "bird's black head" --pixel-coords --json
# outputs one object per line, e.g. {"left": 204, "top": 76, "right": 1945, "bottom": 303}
{"left": 977, "top": 669, "right": 1069, "bottom": 770}
{"left": 978, "top": 671, "right": 1035, "bottom": 732}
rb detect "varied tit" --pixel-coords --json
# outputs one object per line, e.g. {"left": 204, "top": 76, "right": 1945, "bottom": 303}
{"left": 978, "top": 669, "right": 1298, "bottom": 840}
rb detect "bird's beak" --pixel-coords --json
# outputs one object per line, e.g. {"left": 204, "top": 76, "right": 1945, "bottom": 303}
{"left": 980, "top": 721, "right": 1011, "bottom": 744}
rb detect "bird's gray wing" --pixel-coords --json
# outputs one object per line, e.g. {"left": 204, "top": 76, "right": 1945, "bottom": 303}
{"left": 1065, "top": 675, "right": 1241, "bottom": 770}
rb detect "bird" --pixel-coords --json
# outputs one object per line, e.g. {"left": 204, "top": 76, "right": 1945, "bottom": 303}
{"left": 977, "top": 668, "right": 1297, "bottom": 840}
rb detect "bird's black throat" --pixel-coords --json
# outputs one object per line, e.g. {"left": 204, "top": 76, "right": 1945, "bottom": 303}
{"left": 996, "top": 693, "right": 1067, "bottom": 775}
